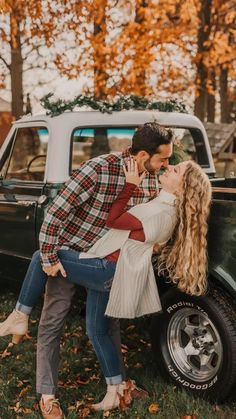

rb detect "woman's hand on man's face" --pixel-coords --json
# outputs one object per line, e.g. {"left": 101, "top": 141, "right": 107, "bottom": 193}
{"left": 123, "top": 158, "right": 146, "bottom": 186}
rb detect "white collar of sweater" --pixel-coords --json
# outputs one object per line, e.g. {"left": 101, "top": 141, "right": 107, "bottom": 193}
{"left": 157, "top": 189, "right": 177, "bottom": 206}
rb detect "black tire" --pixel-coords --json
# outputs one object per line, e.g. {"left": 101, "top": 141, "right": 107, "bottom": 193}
{"left": 150, "top": 286, "right": 236, "bottom": 402}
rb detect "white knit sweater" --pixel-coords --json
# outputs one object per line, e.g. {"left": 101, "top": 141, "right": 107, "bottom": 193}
{"left": 80, "top": 190, "right": 177, "bottom": 318}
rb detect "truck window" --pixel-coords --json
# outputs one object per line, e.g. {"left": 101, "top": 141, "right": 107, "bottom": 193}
{"left": 71, "top": 126, "right": 211, "bottom": 170}
{"left": 71, "top": 127, "right": 134, "bottom": 170}
{"left": 172, "top": 127, "right": 210, "bottom": 168}
{"left": 2, "top": 127, "right": 48, "bottom": 182}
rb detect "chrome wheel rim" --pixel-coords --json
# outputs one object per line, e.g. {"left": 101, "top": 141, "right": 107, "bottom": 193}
{"left": 167, "top": 308, "right": 223, "bottom": 382}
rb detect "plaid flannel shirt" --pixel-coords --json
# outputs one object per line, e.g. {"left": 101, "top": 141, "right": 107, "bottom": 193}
{"left": 39, "top": 149, "right": 159, "bottom": 266}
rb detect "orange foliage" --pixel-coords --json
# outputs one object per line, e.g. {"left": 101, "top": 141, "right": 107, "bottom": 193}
{"left": 1, "top": 0, "right": 235, "bottom": 102}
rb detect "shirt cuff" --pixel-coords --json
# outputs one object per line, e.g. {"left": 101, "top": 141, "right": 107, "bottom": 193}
{"left": 40, "top": 252, "right": 60, "bottom": 267}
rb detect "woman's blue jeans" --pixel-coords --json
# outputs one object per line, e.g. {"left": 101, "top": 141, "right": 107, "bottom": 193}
{"left": 16, "top": 250, "right": 122, "bottom": 384}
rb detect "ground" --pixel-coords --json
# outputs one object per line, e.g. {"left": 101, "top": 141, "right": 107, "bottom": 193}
{"left": 0, "top": 289, "right": 236, "bottom": 419}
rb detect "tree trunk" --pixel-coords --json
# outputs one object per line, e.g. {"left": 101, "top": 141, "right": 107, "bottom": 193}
{"left": 134, "top": 0, "right": 148, "bottom": 96}
{"left": 10, "top": 14, "right": 24, "bottom": 120}
{"left": 90, "top": 127, "right": 109, "bottom": 158}
{"left": 194, "top": 0, "right": 212, "bottom": 121}
{"left": 93, "top": 2, "right": 107, "bottom": 100}
{"left": 207, "top": 70, "right": 216, "bottom": 122}
{"left": 219, "top": 67, "right": 230, "bottom": 123}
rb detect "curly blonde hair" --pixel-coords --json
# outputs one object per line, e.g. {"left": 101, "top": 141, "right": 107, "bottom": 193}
{"left": 158, "top": 161, "right": 212, "bottom": 296}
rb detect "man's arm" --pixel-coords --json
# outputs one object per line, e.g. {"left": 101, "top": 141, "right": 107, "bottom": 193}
{"left": 39, "top": 162, "right": 98, "bottom": 267}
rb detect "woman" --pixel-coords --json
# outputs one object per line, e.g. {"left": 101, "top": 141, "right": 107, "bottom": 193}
{"left": 0, "top": 159, "right": 211, "bottom": 411}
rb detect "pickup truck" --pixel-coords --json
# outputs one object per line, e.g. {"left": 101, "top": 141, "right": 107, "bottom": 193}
{"left": 0, "top": 110, "right": 235, "bottom": 402}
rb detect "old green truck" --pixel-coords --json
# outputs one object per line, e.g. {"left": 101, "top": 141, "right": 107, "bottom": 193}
{"left": 0, "top": 110, "right": 235, "bottom": 401}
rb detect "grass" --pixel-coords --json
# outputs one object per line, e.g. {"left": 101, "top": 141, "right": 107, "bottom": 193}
{"left": 0, "top": 289, "right": 236, "bottom": 419}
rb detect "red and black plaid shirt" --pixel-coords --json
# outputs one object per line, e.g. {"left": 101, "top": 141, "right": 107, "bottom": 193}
{"left": 39, "top": 149, "right": 159, "bottom": 266}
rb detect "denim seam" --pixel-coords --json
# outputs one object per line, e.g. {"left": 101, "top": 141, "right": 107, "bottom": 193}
{"left": 93, "top": 292, "right": 113, "bottom": 377}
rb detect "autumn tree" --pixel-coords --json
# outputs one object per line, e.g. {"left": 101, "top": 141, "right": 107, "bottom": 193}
{"left": 0, "top": 0, "right": 65, "bottom": 119}
{"left": 54, "top": 0, "right": 199, "bottom": 100}
{"left": 193, "top": 0, "right": 236, "bottom": 122}
{"left": 217, "top": 1, "right": 236, "bottom": 122}
{"left": 194, "top": 0, "right": 212, "bottom": 121}
{"left": 1, "top": 0, "right": 231, "bottom": 124}
{"left": 54, "top": 0, "right": 110, "bottom": 99}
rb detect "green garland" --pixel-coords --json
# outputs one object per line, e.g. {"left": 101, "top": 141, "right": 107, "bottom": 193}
{"left": 40, "top": 93, "right": 187, "bottom": 117}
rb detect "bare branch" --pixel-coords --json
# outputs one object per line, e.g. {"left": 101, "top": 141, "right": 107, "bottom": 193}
{"left": 0, "top": 54, "right": 10, "bottom": 70}
{"left": 23, "top": 64, "right": 58, "bottom": 73}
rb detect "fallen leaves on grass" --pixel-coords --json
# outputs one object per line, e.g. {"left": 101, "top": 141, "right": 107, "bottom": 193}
{"left": 178, "top": 416, "right": 197, "bottom": 419}
{"left": 71, "top": 346, "right": 79, "bottom": 354}
{"left": 148, "top": 403, "right": 160, "bottom": 414}
{"left": 133, "top": 362, "right": 143, "bottom": 368}
{"left": 77, "top": 374, "right": 90, "bottom": 385}
{"left": 125, "top": 325, "right": 136, "bottom": 331}
{"left": 58, "top": 374, "right": 91, "bottom": 388}
{"left": 119, "top": 380, "right": 133, "bottom": 411}
{"left": 18, "top": 386, "right": 29, "bottom": 398}
{"left": 17, "top": 379, "right": 30, "bottom": 388}
{"left": 77, "top": 406, "right": 91, "bottom": 417}
{"left": 9, "top": 401, "right": 33, "bottom": 415}
{"left": 121, "top": 344, "right": 128, "bottom": 353}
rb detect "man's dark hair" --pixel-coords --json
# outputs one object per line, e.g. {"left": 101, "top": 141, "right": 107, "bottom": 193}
{"left": 130, "top": 122, "right": 173, "bottom": 156}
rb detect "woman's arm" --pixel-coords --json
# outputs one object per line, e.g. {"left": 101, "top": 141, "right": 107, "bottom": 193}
{"left": 106, "top": 182, "right": 143, "bottom": 229}
{"left": 106, "top": 158, "right": 146, "bottom": 230}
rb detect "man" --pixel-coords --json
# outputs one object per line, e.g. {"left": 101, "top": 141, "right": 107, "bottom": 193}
{"left": 37, "top": 122, "right": 173, "bottom": 418}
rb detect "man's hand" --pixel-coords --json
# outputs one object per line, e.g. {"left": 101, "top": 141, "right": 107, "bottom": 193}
{"left": 42, "top": 261, "right": 67, "bottom": 278}
{"left": 123, "top": 158, "right": 146, "bottom": 186}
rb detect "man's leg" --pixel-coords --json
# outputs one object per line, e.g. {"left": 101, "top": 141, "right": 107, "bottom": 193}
{"left": 36, "top": 277, "right": 75, "bottom": 396}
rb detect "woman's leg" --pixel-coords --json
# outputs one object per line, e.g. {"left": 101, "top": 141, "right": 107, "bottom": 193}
{"left": 13, "top": 249, "right": 115, "bottom": 315}
{"left": 0, "top": 249, "right": 116, "bottom": 337}
{"left": 16, "top": 250, "right": 48, "bottom": 314}
{"left": 57, "top": 250, "right": 116, "bottom": 291}
{"left": 86, "top": 288, "right": 128, "bottom": 411}
{"left": 0, "top": 250, "right": 47, "bottom": 337}
{"left": 86, "top": 288, "right": 123, "bottom": 384}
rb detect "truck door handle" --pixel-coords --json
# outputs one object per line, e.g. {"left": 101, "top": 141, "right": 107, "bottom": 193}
{"left": 38, "top": 195, "right": 49, "bottom": 205}
{"left": 18, "top": 201, "right": 35, "bottom": 207}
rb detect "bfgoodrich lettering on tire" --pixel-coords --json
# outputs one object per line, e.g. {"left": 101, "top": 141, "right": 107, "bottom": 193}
{"left": 150, "top": 286, "right": 236, "bottom": 401}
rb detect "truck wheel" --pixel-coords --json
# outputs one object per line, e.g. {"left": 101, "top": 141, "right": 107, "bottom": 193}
{"left": 150, "top": 286, "right": 236, "bottom": 401}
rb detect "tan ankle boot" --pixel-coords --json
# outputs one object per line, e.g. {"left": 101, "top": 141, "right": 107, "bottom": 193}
{"left": 0, "top": 310, "right": 28, "bottom": 337}
{"left": 91, "top": 381, "right": 134, "bottom": 412}
{"left": 91, "top": 384, "right": 120, "bottom": 411}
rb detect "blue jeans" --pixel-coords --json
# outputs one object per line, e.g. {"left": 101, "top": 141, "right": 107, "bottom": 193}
{"left": 16, "top": 250, "right": 122, "bottom": 384}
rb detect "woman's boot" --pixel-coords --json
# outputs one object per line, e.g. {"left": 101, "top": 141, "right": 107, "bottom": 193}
{"left": 0, "top": 310, "right": 28, "bottom": 337}
{"left": 91, "top": 381, "right": 133, "bottom": 411}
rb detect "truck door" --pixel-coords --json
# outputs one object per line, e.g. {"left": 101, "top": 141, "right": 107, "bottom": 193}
{"left": 0, "top": 125, "right": 48, "bottom": 260}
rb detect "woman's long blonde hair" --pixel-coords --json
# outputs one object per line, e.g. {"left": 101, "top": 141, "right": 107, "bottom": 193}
{"left": 158, "top": 161, "right": 212, "bottom": 296}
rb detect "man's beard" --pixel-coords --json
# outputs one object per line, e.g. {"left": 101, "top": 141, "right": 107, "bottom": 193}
{"left": 144, "top": 158, "right": 156, "bottom": 175}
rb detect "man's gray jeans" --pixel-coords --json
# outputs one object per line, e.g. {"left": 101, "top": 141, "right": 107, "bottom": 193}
{"left": 36, "top": 277, "right": 126, "bottom": 395}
